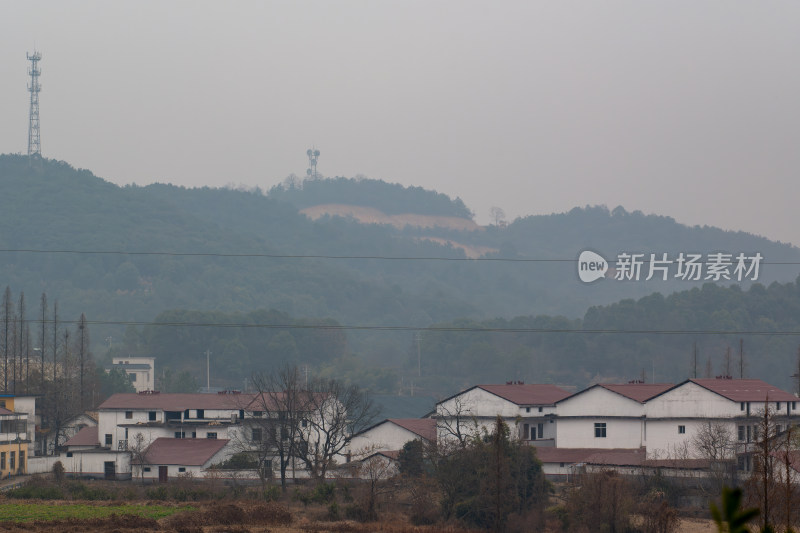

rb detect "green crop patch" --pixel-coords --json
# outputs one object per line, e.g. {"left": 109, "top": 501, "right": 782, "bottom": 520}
{"left": 0, "top": 502, "right": 191, "bottom": 522}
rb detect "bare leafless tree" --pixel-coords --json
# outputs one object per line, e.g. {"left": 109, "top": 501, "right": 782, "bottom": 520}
{"left": 294, "top": 377, "right": 378, "bottom": 480}
{"left": 436, "top": 395, "right": 479, "bottom": 449}
{"left": 691, "top": 420, "right": 737, "bottom": 494}
{"left": 246, "top": 365, "right": 303, "bottom": 492}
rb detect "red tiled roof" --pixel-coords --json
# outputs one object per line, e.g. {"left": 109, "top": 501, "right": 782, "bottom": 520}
{"left": 477, "top": 384, "right": 571, "bottom": 406}
{"left": 0, "top": 407, "right": 14, "bottom": 416}
{"left": 64, "top": 426, "right": 99, "bottom": 447}
{"left": 389, "top": 418, "right": 436, "bottom": 442}
{"left": 599, "top": 383, "right": 674, "bottom": 403}
{"left": 535, "top": 447, "right": 646, "bottom": 466}
{"left": 99, "top": 393, "right": 255, "bottom": 411}
{"left": 690, "top": 379, "right": 796, "bottom": 402}
{"left": 142, "top": 438, "right": 229, "bottom": 466}
{"left": 245, "top": 391, "right": 328, "bottom": 411}
{"left": 643, "top": 458, "right": 713, "bottom": 469}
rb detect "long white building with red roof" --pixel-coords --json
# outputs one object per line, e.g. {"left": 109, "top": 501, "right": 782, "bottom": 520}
{"left": 27, "top": 377, "right": 798, "bottom": 482}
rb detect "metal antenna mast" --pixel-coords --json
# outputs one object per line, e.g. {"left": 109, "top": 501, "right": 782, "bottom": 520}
{"left": 26, "top": 50, "right": 42, "bottom": 158}
{"left": 306, "top": 148, "right": 320, "bottom": 179}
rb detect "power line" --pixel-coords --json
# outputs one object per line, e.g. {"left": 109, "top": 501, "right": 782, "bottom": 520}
{"left": 0, "top": 248, "right": 796, "bottom": 265}
{"left": 28, "top": 317, "right": 800, "bottom": 337}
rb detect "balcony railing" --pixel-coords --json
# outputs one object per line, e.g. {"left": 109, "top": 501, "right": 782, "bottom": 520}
{"left": 117, "top": 439, "right": 128, "bottom": 451}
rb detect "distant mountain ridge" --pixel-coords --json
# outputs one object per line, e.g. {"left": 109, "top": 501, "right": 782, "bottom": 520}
{"left": 1, "top": 153, "right": 800, "bottom": 393}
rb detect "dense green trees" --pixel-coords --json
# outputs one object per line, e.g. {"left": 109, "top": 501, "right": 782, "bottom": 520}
{"left": 3, "top": 153, "right": 800, "bottom": 395}
{"left": 433, "top": 416, "right": 549, "bottom": 532}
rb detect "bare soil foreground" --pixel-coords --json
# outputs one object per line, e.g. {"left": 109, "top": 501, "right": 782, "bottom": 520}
{"left": 0, "top": 500, "right": 718, "bottom": 533}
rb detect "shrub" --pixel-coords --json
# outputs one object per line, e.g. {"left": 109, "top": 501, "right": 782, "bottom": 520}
{"left": 52, "top": 461, "right": 65, "bottom": 484}
{"left": 262, "top": 485, "right": 281, "bottom": 502}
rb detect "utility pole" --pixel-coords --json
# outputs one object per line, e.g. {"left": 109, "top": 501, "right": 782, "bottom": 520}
{"left": 26, "top": 51, "right": 42, "bottom": 158}
{"left": 692, "top": 342, "right": 698, "bottom": 379}
{"left": 415, "top": 332, "right": 422, "bottom": 377}
{"left": 739, "top": 338, "right": 745, "bottom": 379}
{"left": 204, "top": 350, "right": 211, "bottom": 391}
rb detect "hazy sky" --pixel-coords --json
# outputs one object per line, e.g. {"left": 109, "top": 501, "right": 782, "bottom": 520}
{"left": 2, "top": 2, "right": 799, "bottom": 244}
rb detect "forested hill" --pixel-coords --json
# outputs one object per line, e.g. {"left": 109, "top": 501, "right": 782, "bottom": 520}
{"left": 125, "top": 278, "right": 800, "bottom": 396}
{"left": 2, "top": 153, "right": 800, "bottom": 392}
{"left": 412, "top": 278, "right": 800, "bottom": 394}
{"left": 268, "top": 176, "right": 473, "bottom": 218}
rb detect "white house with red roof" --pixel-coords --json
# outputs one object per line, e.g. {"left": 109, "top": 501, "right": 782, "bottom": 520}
{"left": 435, "top": 383, "right": 571, "bottom": 446}
{"left": 97, "top": 391, "right": 252, "bottom": 453}
{"left": 346, "top": 418, "right": 436, "bottom": 460}
{"left": 554, "top": 383, "right": 673, "bottom": 450}
{"left": 644, "top": 378, "right": 799, "bottom": 464}
{"left": 135, "top": 437, "right": 230, "bottom": 481}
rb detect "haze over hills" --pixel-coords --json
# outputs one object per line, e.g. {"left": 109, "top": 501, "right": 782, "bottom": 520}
{"left": 1, "top": 154, "right": 799, "bottom": 394}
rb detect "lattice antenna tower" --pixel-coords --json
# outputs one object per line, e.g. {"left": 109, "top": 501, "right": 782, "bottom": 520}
{"left": 26, "top": 50, "right": 42, "bottom": 158}
{"left": 306, "top": 147, "right": 320, "bottom": 179}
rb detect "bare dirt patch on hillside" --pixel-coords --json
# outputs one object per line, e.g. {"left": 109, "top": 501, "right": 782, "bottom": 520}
{"left": 300, "top": 204, "right": 482, "bottom": 232}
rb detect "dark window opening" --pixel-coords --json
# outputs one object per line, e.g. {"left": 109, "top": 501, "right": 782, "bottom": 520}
{"left": 594, "top": 423, "right": 607, "bottom": 438}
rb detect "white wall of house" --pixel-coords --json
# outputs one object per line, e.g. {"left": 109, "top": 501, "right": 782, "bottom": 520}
{"left": 645, "top": 383, "right": 741, "bottom": 418}
{"left": 112, "top": 357, "right": 155, "bottom": 393}
{"left": 348, "top": 422, "right": 421, "bottom": 457}
{"left": 98, "top": 408, "right": 240, "bottom": 452}
{"left": 437, "top": 387, "right": 555, "bottom": 443}
{"left": 556, "top": 417, "right": 644, "bottom": 449}
{"left": 28, "top": 451, "right": 131, "bottom": 479}
{"left": 558, "top": 387, "right": 645, "bottom": 418}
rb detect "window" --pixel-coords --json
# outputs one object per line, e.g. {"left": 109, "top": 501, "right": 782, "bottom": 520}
{"left": 737, "top": 456, "right": 745, "bottom": 471}
{"left": 125, "top": 411, "right": 133, "bottom": 419}
{"left": 594, "top": 423, "right": 607, "bottom": 438}
{"left": 777, "top": 402, "right": 782, "bottom": 410}
{"left": 794, "top": 402, "right": 797, "bottom": 410}
{"left": 538, "top": 407, "right": 543, "bottom": 413}
{"left": 301, "top": 419, "right": 308, "bottom": 428}
{"left": 738, "top": 425, "right": 745, "bottom": 441}
{"left": 105, "top": 433, "right": 112, "bottom": 446}
{"left": 197, "top": 409, "right": 204, "bottom": 419}
{"left": 560, "top": 462, "right": 565, "bottom": 467}
{"left": 66, "top": 452, "right": 73, "bottom": 458}
{"left": 207, "top": 432, "right": 217, "bottom": 439}
{"left": 253, "top": 411, "right": 263, "bottom": 417}
{"left": 747, "top": 426, "right": 752, "bottom": 442}
{"left": 148, "top": 411, "right": 156, "bottom": 421}
{"left": 174, "top": 431, "right": 185, "bottom": 439}
{"left": 777, "top": 425, "right": 783, "bottom": 434}
{"left": 252, "top": 428, "right": 263, "bottom": 442}
{"left": 523, "top": 423, "right": 530, "bottom": 440}
{"left": 191, "top": 432, "right": 196, "bottom": 439}
{"left": 537, "top": 423, "right": 544, "bottom": 439}
{"left": 20, "top": 451, "right": 24, "bottom": 471}
{"left": 10, "top": 452, "right": 15, "bottom": 471}
{"left": 143, "top": 467, "right": 151, "bottom": 472}
{"left": 525, "top": 407, "right": 530, "bottom": 413}
{"left": 740, "top": 402, "right": 745, "bottom": 411}
{"left": 129, "top": 373, "right": 137, "bottom": 382}
{"left": 1, "top": 452, "right": 6, "bottom": 470}
{"left": 678, "top": 425, "right": 686, "bottom": 434}
{"left": 178, "top": 467, "right": 186, "bottom": 473}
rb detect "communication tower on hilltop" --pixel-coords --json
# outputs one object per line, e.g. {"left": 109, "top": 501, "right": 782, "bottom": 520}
{"left": 26, "top": 50, "right": 42, "bottom": 158}
{"left": 306, "top": 147, "right": 320, "bottom": 179}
